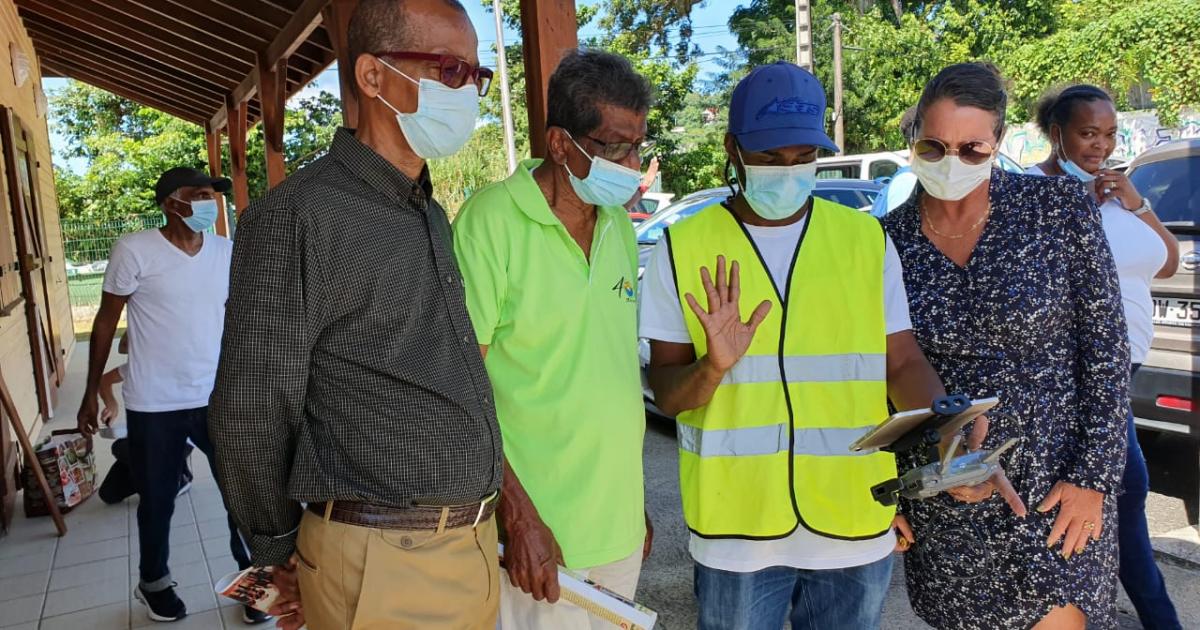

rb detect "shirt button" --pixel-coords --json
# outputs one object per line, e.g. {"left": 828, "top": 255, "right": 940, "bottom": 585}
{"left": 463, "top": 335, "right": 471, "bottom": 344}
{"left": 446, "top": 274, "right": 458, "bottom": 286}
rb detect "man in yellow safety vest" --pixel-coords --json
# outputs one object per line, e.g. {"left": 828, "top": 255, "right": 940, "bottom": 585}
{"left": 640, "top": 62, "right": 945, "bottom": 630}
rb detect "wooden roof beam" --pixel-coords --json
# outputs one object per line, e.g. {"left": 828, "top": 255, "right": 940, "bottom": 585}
{"left": 25, "top": 26, "right": 230, "bottom": 100}
{"left": 153, "top": 0, "right": 330, "bottom": 69}
{"left": 16, "top": 1, "right": 254, "bottom": 79}
{"left": 101, "top": 0, "right": 263, "bottom": 64}
{"left": 39, "top": 59, "right": 208, "bottom": 124}
{"left": 37, "top": 49, "right": 219, "bottom": 115}
{"left": 211, "top": 0, "right": 331, "bottom": 132}
{"left": 21, "top": 14, "right": 239, "bottom": 90}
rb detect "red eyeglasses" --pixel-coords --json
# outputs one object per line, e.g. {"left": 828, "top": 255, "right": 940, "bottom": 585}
{"left": 375, "top": 51, "right": 494, "bottom": 97}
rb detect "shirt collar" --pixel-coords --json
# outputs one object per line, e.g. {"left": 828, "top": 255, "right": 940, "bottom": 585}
{"left": 330, "top": 127, "right": 434, "bottom": 207}
{"left": 504, "top": 158, "right": 627, "bottom": 227}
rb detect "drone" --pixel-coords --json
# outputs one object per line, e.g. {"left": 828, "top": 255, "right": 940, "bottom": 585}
{"left": 850, "top": 394, "right": 1020, "bottom": 506}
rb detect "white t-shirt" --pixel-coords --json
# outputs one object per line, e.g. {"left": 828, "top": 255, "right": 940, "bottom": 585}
{"left": 639, "top": 214, "right": 911, "bottom": 571}
{"left": 103, "top": 230, "right": 233, "bottom": 412}
{"left": 1026, "top": 165, "right": 1166, "bottom": 363}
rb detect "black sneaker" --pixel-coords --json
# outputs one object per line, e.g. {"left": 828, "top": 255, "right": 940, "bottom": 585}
{"left": 134, "top": 583, "right": 187, "bottom": 622}
{"left": 242, "top": 605, "right": 274, "bottom": 625}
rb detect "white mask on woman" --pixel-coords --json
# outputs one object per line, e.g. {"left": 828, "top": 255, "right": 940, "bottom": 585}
{"left": 911, "top": 155, "right": 993, "bottom": 201}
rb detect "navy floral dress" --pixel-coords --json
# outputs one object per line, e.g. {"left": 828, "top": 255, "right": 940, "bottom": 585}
{"left": 882, "top": 171, "right": 1130, "bottom": 630}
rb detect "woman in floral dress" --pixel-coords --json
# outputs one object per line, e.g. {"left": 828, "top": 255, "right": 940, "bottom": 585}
{"left": 883, "top": 63, "right": 1129, "bottom": 629}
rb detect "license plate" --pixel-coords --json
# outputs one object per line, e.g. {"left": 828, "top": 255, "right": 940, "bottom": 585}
{"left": 1152, "top": 298, "right": 1200, "bottom": 327}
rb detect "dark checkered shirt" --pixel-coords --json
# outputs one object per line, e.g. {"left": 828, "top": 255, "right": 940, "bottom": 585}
{"left": 209, "top": 128, "right": 502, "bottom": 566}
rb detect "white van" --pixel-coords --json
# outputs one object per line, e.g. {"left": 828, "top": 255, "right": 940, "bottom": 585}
{"left": 815, "top": 151, "right": 908, "bottom": 182}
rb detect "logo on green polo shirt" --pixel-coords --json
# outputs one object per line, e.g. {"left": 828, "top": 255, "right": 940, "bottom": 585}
{"left": 612, "top": 276, "right": 636, "bottom": 303}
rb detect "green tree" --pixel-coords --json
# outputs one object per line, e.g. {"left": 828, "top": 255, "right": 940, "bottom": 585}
{"left": 50, "top": 81, "right": 344, "bottom": 222}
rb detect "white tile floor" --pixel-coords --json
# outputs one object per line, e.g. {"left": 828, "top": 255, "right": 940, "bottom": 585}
{"left": 0, "top": 344, "right": 254, "bottom": 629}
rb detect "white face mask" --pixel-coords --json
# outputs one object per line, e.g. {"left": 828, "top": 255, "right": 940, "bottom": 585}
{"left": 376, "top": 59, "right": 480, "bottom": 159}
{"left": 737, "top": 148, "right": 816, "bottom": 220}
{"left": 564, "top": 135, "right": 643, "bottom": 207}
{"left": 911, "top": 154, "right": 993, "bottom": 201}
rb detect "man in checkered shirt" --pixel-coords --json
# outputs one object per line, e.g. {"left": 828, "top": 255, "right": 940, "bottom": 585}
{"left": 209, "top": 1, "right": 502, "bottom": 628}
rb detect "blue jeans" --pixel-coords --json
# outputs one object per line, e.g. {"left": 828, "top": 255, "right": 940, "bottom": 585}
{"left": 694, "top": 554, "right": 893, "bottom": 630}
{"left": 127, "top": 407, "right": 251, "bottom": 589}
{"left": 1118, "top": 367, "right": 1181, "bottom": 629}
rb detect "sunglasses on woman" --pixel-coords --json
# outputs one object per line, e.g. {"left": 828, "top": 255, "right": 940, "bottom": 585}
{"left": 913, "top": 138, "right": 997, "bottom": 166}
{"left": 375, "top": 51, "right": 494, "bottom": 97}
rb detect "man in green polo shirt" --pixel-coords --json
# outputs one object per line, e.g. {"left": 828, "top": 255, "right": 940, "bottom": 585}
{"left": 452, "top": 50, "right": 652, "bottom": 629}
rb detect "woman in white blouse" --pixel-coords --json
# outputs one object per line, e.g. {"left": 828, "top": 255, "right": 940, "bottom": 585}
{"left": 1028, "top": 84, "right": 1181, "bottom": 630}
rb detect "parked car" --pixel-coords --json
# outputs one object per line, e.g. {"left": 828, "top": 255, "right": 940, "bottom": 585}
{"left": 629, "top": 192, "right": 675, "bottom": 225}
{"left": 635, "top": 179, "right": 884, "bottom": 418}
{"left": 1126, "top": 139, "right": 1200, "bottom": 444}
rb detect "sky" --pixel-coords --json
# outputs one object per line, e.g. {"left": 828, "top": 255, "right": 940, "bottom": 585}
{"left": 43, "top": 0, "right": 745, "bottom": 172}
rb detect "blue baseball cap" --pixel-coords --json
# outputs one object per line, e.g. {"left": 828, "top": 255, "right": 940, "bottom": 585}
{"left": 729, "top": 61, "right": 838, "bottom": 153}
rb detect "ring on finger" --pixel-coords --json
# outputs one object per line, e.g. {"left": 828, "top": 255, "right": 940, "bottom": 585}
{"left": 1083, "top": 520, "right": 1096, "bottom": 531}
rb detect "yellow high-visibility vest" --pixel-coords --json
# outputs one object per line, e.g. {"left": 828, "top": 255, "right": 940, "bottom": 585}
{"left": 665, "top": 199, "right": 896, "bottom": 540}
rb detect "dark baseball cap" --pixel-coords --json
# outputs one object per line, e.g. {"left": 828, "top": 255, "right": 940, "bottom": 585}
{"left": 154, "top": 167, "right": 231, "bottom": 206}
{"left": 728, "top": 61, "right": 838, "bottom": 153}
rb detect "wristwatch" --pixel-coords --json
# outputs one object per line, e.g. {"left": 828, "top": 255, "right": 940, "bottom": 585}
{"left": 1130, "top": 198, "right": 1153, "bottom": 216}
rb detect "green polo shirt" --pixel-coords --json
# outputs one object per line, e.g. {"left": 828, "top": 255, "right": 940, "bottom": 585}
{"left": 452, "top": 159, "right": 645, "bottom": 569}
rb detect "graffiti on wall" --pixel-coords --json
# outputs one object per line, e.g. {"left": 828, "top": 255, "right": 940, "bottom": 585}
{"left": 1002, "top": 109, "right": 1200, "bottom": 166}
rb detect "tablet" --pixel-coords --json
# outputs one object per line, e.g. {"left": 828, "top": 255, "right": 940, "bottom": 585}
{"left": 849, "top": 397, "right": 999, "bottom": 452}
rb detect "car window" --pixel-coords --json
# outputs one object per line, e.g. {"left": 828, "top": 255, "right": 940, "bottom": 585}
{"left": 813, "top": 189, "right": 868, "bottom": 208}
{"left": 1129, "top": 155, "right": 1200, "bottom": 228}
{"left": 816, "top": 164, "right": 860, "bottom": 179}
{"left": 868, "top": 161, "right": 900, "bottom": 180}
{"left": 636, "top": 199, "right": 657, "bottom": 215}
{"left": 636, "top": 196, "right": 722, "bottom": 244}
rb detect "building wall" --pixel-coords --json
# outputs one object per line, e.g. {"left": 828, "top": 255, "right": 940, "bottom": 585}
{"left": 0, "top": 0, "right": 74, "bottom": 442}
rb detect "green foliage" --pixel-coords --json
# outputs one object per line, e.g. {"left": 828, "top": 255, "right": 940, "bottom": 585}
{"left": 428, "top": 123, "right": 514, "bottom": 215}
{"left": 50, "top": 81, "right": 343, "bottom": 223}
{"left": 1003, "top": 0, "right": 1200, "bottom": 127}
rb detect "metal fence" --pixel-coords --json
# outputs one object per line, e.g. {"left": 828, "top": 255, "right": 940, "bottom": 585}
{"left": 62, "top": 214, "right": 164, "bottom": 332}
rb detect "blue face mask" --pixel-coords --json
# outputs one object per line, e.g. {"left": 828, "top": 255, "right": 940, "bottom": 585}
{"left": 564, "top": 134, "right": 643, "bottom": 207}
{"left": 737, "top": 148, "right": 817, "bottom": 220}
{"left": 174, "top": 198, "right": 218, "bottom": 233}
{"left": 1056, "top": 132, "right": 1097, "bottom": 182}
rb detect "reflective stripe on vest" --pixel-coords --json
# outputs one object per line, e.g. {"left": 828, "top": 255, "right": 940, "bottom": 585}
{"left": 722, "top": 353, "right": 886, "bottom": 386}
{"left": 667, "top": 199, "right": 896, "bottom": 541}
{"left": 677, "top": 423, "right": 878, "bottom": 457}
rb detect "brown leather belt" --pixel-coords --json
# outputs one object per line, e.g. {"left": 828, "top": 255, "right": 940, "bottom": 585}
{"left": 307, "top": 494, "right": 497, "bottom": 531}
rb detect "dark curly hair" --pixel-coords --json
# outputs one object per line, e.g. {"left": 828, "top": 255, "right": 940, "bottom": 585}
{"left": 1035, "top": 84, "right": 1113, "bottom": 138}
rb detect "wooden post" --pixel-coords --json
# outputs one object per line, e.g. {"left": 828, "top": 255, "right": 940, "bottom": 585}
{"left": 519, "top": 0, "right": 577, "bottom": 158}
{"left": 324, "top": 0, "right": 360, "bottom": 128}
{"left": 205, "top": 125, "right": 230, "bottom": 237}
{"left": 259, "top": 54, "right": 288, "bottom": 188}
{"left": 227, "top": 96, "right": 251, "bottom": 216}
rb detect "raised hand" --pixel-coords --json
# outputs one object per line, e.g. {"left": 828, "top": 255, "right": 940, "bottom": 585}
{"left": 683, "top": 256, "right": 772, "bottom": 373}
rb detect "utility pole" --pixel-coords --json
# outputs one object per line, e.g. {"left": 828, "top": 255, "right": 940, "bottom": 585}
{"left": 832, "top": 13, "right": 845, "bottom": 152}
{"left": 493, "top": 0, "right": 517, "bottom": 172}
{"left": 793, "top": 0, "right": 813, "bottom": 72}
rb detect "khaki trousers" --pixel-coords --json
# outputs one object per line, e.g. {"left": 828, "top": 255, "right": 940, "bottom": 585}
{"left": 295, "top": 508, "right": 500, "bottom": 630}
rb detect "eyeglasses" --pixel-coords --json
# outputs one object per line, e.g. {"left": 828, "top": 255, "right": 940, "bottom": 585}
{"left": 375, "top": 51, "right": 494, "bottom": 97}
{"left": 913, "top": 138, "right": 997, "bottom": 166}
{"left": 578, "top": 133, "right": 656, "bottom": 163}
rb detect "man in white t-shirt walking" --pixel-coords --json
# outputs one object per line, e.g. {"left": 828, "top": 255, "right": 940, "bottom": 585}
{"left": 640, "top": 63, "right": 946, "bottom": 629}
{"left": 77, "top": 168, "right": 261, "bottom": 625}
